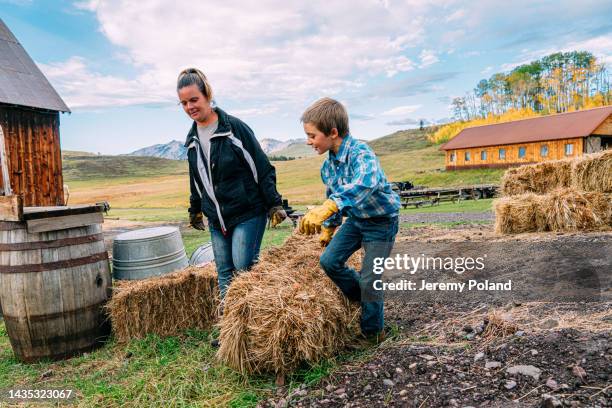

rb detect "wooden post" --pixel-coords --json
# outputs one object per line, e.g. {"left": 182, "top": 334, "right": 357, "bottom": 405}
{"left": 0, "top": 125, "right": 11, "bottom": 196}
{"left": 0, "top": 195, "right": 23, "bottom": 221}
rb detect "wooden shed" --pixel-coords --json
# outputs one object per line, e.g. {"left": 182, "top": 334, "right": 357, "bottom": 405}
{"left": 441, "top": 106, "right": 612, "bottom": 170}
{"left": 0, "top": 18, "right": 69, "bottom": 206}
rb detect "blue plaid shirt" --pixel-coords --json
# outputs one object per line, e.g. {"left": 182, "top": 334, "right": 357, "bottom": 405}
{"left": 322, "top": 134, "right": 400, "bottom": 227}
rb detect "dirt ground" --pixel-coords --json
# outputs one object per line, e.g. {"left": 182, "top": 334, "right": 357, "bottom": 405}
{"left": 100, "top": 216, "right": 611, "bottom": 407}
{"left": 399, "top": 212, "right": 494, "bottom": 224}
{"left": 260, "top": 224, "right": 612, "bottom": 408}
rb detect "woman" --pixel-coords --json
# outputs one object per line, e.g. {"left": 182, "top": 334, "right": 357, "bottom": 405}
{"left": 178, "top": 68, "right": 286, "bottom": 300}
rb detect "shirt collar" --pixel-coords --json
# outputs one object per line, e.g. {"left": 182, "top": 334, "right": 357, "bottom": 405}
{"left": 184, "top": 107, "right": 230, "bottom": 147}
{"left": 329, "top": 134, "right": 352, "bottom": 164}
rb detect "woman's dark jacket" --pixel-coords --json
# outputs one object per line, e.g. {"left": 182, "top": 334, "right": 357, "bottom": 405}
{"left": 185, "top": 107, "right": 282, "bottom": 233}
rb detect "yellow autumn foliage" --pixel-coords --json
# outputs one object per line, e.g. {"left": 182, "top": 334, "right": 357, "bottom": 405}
{"left": 429, "top": 108, "right": 540, "bottom": 145}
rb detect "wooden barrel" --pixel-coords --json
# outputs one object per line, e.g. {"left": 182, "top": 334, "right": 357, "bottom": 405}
{"left": 0, "top": 220, "right": 111, "bottom": 362}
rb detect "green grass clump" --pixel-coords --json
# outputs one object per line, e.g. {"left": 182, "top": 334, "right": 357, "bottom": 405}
{"left": 0, "top": 326, "right": 277, "bottom": 407}
{"left": 400, "top": 198, "right": 494, "bottom": 214}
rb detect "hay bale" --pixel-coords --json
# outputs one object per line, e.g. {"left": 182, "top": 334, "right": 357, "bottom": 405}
{"left": 542, "top": 188, "right": 611, "bottom": 232}
{"left": 107, "top": 266, "right": 218, "bottom": 342}
{"left": 217, "top": 234, "right": 359, "bottom": 376}
{"left": 571, "top": 149, "right": 612, "bottom": 193}
{"left": 494, "top": 188, "right": 612, "bottom": 234}
{"left": 584, "top": 191, "right": 612, "bottom": 225}
{"left": 500, "top": 159, "right": 572, "bottom": 196}
{"left": 493, "top": 193, "right": 547, "bottom": 234}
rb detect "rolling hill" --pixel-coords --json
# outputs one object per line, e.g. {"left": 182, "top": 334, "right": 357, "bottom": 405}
{"left": 63, "top": 127, "right": 504, "bottom": 207}
{"left": 269, "top": 141, "right": 316, "bottom": 158}
{"left": 62, "top": 150, "right": 97, "bottom": 157}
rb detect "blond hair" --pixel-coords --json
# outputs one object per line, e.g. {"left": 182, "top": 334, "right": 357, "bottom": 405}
{"left": 301, "top": 97, "right": 349, "bottom": 137}
{"left": 177, "top": 68, "right": 214, "bottom": 101}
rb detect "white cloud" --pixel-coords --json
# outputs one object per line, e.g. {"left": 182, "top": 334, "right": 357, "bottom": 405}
{"left": 419, "top": 49, "right": 439, "bottom": 68}
{"left": 231, "top": 106, "right": 279, "bottom": 117}
{"left": 445, "top": 8, "right": 465, "bottom": 22}
{"left": 499, "top": 58, "right": 533, "bottom": 72}
{"left": 37, "top": 57, "right": 170, "bottom": 109}
{"left": 562, "top": 35, "right": 612, "bottom": 66}
{"left": 48, "top": 0, "right": 454, "bottom": 111}
{"left": 499, "top": 33, "right": 612, "bottom": 73}
{"left": 358, "top": 56, "right": 415, "bottom": 77}
{"left": 381, "top": 105, "right": 422, "bottom": 116}
{"left": 480, "top": 66, "right": 493, "bottom": 75}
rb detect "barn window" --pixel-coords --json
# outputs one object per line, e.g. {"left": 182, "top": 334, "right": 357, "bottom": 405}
{"left": 565, "top": 143, "right": 574, "bottom": 156}
{"left": 518, "top": 146, "right": 526, "bottom": 158}
{"left": 465, "top": 151, "right": 471, "bottom": 161}
{"left": 498, "top": 148, "right": 506, "bottom": 160}
{"left": 540, "top": 144, "right": 549, "bottom": 157}
{"left": 480, "top": 150, "right": 487, "bottom": 161}
{"left": 450, "top": 152, "right": 456, "bottom": 162}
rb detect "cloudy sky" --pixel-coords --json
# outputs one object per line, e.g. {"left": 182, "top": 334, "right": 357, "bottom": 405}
{"left": 2, "top": 0, "right": 611, "bottom": 154}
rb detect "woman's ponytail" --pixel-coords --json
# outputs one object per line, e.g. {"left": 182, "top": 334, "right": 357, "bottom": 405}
{"left": 177, "top": 68, "right": 214, "bottom": 101}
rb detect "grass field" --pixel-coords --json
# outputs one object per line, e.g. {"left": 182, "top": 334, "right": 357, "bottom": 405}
{"left": 181, "top": 223, "right": 295, "bottom": 257}
{"left": 64, "top": 128, "right": 503, "bottom": 207}
{"left": 0, "top": 320, "right": 372, "bottom": 407}
{"left": 400, "top": 198, "right": 494, "bottom": 213}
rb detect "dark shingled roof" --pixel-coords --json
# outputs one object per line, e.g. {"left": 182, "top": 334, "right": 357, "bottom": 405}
{"left": 0, "top": 18, "right": 70, "bottom": 112}
{"left": 440, "top": 106, "right": 612, "bottom": 151}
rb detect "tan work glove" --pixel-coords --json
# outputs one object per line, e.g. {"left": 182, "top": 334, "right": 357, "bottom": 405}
{"left": 189, "top": 212, "right": 206, "bottom": 231}
{"left": 319, "top": 226, "right": 336, "bottom": 247}
{"left": 299, "top": 199, "right": 338, "bottom": 235}
{"left": 269, "top": 206, "right": 288, "bottom": 227}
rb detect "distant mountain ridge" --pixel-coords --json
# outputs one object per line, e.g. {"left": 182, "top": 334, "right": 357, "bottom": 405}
{"left": 129, "top": 140, "right": 188, "bottom": 160}
{"left": 128, "top": 137, "right": 313, "bottom": 160}
{"left": 260, "top": 138, "right": 302, "bottom": 153}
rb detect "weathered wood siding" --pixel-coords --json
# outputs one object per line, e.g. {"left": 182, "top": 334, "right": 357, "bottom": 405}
{"left": 445, "top": 137, "right": 584, "bottom": 170}
{"left": 0, "top": 104, "right": 64, "bottom": 206}
{"left": 592, "top": 115, "right": 612, "bottom": 135}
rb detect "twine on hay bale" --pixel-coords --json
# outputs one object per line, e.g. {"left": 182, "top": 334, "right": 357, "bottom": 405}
{"left": 217, "top": 234, "right": 360, "bottom": 376}
{"left": 494, "top": 188, "right": 612, "bottom": 234}
{"left": 500, "top": 159, "right": 572, "bottom": 196}
{"left": 107, "top": 266, "right": 219, "bottom": 342}
{"left": 571, "top": 149, "right": 612, "bottom": 193}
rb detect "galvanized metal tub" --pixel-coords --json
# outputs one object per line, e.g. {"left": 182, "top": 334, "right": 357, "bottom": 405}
{"left": 189, "top": 242, "right": 215, "bottom": 267}
{"left": 112, "top": 226, "right": 188, "bottom": 280}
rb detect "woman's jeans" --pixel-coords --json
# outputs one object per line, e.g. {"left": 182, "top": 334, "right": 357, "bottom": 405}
{"left": 209, "top": 213, "right": 267, "bottom": 298}
{"left": 319, "top": 216, "right": 399, "bottom": 335}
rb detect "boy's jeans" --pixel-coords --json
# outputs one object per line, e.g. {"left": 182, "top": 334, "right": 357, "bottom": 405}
{"left": 210, "top": 213, "right": 267, "bottom": 298}
{"left": 319, "top": 216, "right": 399, "bottom": 335}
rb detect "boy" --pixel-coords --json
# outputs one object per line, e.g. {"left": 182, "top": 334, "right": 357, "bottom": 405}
{"left": 299, "top": 97, "right": 401, "bottom": 342}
